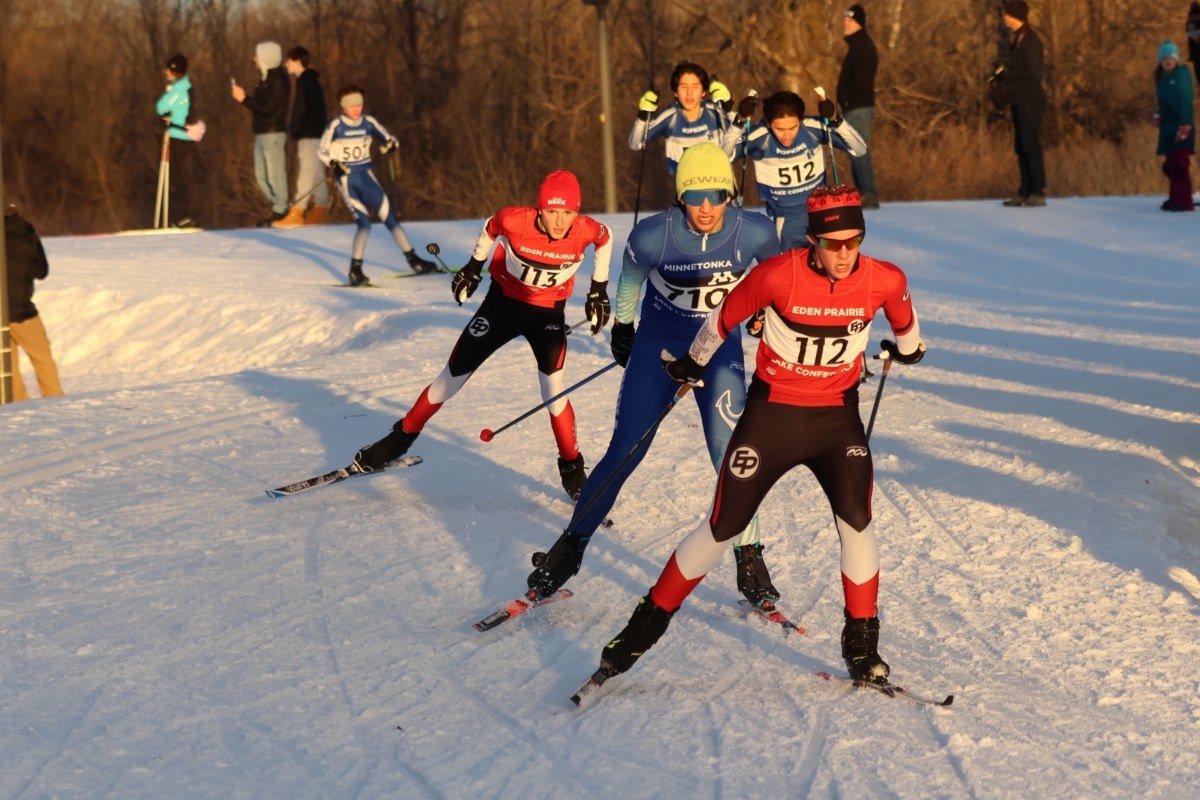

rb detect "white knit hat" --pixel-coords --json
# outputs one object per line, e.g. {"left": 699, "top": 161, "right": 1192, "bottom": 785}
{"left": 255, "top": 41, "right": 283, "bottom": 77}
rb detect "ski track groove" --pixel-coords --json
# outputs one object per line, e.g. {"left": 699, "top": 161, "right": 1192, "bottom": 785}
{"left": 6, "top": 688, "right": 103, "bottom": 800}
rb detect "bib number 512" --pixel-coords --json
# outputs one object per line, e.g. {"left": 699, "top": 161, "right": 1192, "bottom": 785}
{"left": 777, "top": 161, "right": 817, "bottom": 186}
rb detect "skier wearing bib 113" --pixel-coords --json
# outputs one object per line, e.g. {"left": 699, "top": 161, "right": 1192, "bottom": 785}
{"left": 350, "top": 171, "right": 613, "bottom": 500}
{"left": 525, "top": 143, "right": 785, "bottom": 609}
{"left": 318, "top": 84, "right": 435, "bottom": 286}
{"left": 724, "top": 90, "right": 866, "bottom": 250}
{"left": 591, "top": 185, "right": 926, "bottom": 690}
{"left": 629, "top": 62, "right": 736, "bottom": 175}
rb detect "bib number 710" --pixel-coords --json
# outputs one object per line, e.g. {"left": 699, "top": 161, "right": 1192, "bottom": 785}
{"left": 666, "top": 286, "right": 729, "bottom": 310}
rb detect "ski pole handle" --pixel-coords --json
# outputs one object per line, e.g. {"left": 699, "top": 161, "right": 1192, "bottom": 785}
{"left": 480, "top": 361, "right": 620, "bottom": 442}
{"left": 864, "top": 356, "right": 892, "bottom": 442}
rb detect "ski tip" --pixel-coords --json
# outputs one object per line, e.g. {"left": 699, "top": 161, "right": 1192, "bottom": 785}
{"left": 265, "top": 489, "right": 285, "bottom": 499}
{"left": 940, "top": 695, "right": 955, "bottom": 707}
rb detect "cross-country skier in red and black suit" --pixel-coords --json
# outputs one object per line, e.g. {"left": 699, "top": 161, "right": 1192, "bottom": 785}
{"left": 587, "top": 185, "right": 926, "bottom": 688}
{"left": 351, "top": 171, "right": 614, "bottom": 500}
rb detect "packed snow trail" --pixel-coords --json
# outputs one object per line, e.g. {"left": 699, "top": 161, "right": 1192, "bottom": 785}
{"left": 2, "top": 199, "right": 1199, "bottom": 797}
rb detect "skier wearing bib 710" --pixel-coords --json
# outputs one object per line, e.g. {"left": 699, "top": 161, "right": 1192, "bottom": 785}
{"left": 588, "top": 185, "right": 926, "bottom": 691}
{"left": 525, "top": 143, "right": 785, "bottom": 609}
{"left": 350, "top": 171, "right": 613, "bottom": 500}
{"left": 724, "top": 90, "right": 866, "bottom": 250}
{"left": 318, "top": 84, "right": 436, "bottom": 286}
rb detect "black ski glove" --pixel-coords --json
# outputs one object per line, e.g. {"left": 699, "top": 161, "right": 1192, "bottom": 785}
{"left": 610, "top": 321, "right": 636, "bottom": 368}
{"left": 818, "top": 97, "right": 843, "bottom": 126}
{"left": 452, "top": 258, "right": 484, "bottom": 305}
{"left": 331, "top": 160, "right": 349, "bottom": 176}
{"left": 746, "top": 308, "right": 766, "bottom": 338}
{"left": 879, "top": 338, "right": 926, "bottom": 365}
{"left": 737, "top": 95, "right": 759, "bottom": 122}
{"left": 378, "top": 139, "right": 397, "bottom": 154}
{"left": 585, "top": 279, "right": 611, "bottom": 334}
{"left": 661, "top": 350, "right": 705, "bottom": 386}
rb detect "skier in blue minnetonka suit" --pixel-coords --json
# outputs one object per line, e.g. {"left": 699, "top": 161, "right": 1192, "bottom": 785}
{"left": 526, "top": 143, "right": 786, "bottom": 608}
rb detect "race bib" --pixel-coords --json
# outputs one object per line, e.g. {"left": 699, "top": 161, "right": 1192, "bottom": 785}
{"left": 505, "top": 254, "right": 579, "bottom": 289}
{"left": 763, "top": 310, "right": 872, "bottom": 368}
{"left": 329, "top": 137, "right": 372, "bottom": 163}
{"left": 649, "top": 269, "right": 745, "bottom": 313}
{"left": 756, "top": 151, "right": 823, "bottom": 189}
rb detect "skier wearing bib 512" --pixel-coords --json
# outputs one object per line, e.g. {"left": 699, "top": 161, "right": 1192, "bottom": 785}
{"left": 318, "top": 84, "right": 435, "bottom": 286}
{"left": 350, "top": 171, "right": 613, "bottom": 500}
{"left": 525, "top": 143, "right": 786, "bottom": 609}
{"left": 630, "top": 62, "right": 735, "bottom": 175}
{"left": 590, "top": 185, "right": 926, "bottom": 691}
{"left": 724, "top": 90, "right": 866, "bottom": 250}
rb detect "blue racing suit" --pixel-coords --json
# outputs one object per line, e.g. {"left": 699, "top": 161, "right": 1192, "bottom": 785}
{"left": 629, "top": 101, "right": 736, "bottom": 174}
{"left": 570, "top": 205, "right": 780, "bottom": 543}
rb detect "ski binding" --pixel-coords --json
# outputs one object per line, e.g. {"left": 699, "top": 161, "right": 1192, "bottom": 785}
{"left": 739, "top": 599, "right": 805, "bottom": 636}
{"left": 266, "top": 456, "right": 423, "bottom": 497}
{"left": 814, "top": 671, "right": 953, "bottom": 707}
{"left": 472, "top": 589, "right": 573, "bottom": 632}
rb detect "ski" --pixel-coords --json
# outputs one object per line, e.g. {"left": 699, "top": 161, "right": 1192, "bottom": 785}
{"left": 570, "top": 668, "right": 613, "bottom": 707}
{"left": 813, "top": 671, "right": 954, "bottom": 707}
{"left": 472, "top": 589, "right": 573, "bottom": 632}
{"left": 739, "top": 599, "right": 805, "bottom": 636}
{"left": 382, "top": 267, "right": 460, "bottom": 279}
{"left": 327, "top": 283, "right": 417, "bottom": 292}
{"left": 265, "top": 456, "right": 424, "bottom": 498}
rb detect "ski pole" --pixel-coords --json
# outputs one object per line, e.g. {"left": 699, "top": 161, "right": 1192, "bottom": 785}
{"left": 813, "top": 86, "right": 839, "bottom": 185}
{"left": 154, "top": 128, "right": 170, "bottom": 228}
{"left": 385, "top": 150, "right": 419, "bottom": 248}
{"left": 287, "top": 172, "right": 333, "bottom": 212}
{"left": 425, "top": 243, "right": 451, "bottom": 271}
{"left": 564, "top": 382, "right": 693, "bottom": 532}
{"left": 737, "top": 89, "right": 757, "bottom": 208}
{"left": 632, "top": 86, "right": 653, "bottom": 226}
{"left": 480, "top": 361, "right": 619, "bottom": 442}
{"left": 864, "top": 355, "right": 891, "bottom": 442}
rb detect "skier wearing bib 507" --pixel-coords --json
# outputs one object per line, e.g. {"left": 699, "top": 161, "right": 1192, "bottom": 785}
{"left": 590, "top": 185, "right": 926, "bottom": 691}
{"left": 350, "top": 171, "right": 613, "bottom": 500}
{"left": 724, "top": 90, "right": 866, "bottom": 250}
{"left": 318, "top": 84, "right": 435, "bottom": 286}
{"left": 525, "top": 143, "right": 785, "bottom": 609}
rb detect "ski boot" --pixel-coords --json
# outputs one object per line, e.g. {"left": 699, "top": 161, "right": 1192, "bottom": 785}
{"left": 598, "top": 594, "right": 676, "bottom": 678}
{"left": 405, "top": 249, "right": 439, "bottom": 274}
{"left": 352, "top": 419, "right": 419, "bottom": 473}
{"left": 558, "top": 453, "right": 587, "bottom": 501}
{"left": 840, "top": 609, "right": 890, "bottom": 685}
{"left": 733, "top": 543, "right": 782, "bottom": 608}
{"left": 348, "top": 258, "right": 369, "bottom": 286}
{"left": 528, "top": 530, "right": 588, "bottom": 597}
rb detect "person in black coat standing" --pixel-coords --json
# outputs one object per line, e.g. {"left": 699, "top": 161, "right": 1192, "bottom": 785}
{"left": 4, "top": 205, "right": 63, "bottom": 401}
{"left": 998, "top": 0, "right": 1048, "bottom": 207}
{"left": 274, "top": 46, "right": 330, "bottom": 227}
{"left": 231, "top": 41, "right": 291, "bottom": 226}
{"left": 836, "top": 4, "right": 880, "bottom": 209}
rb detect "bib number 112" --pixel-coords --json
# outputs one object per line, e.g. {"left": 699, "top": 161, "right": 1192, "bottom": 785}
{"left": 795, "top": 335, "right": 848, "bottom": 366}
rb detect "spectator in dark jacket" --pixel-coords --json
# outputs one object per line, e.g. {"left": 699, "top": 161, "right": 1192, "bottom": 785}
{"left": 998, "top": 0, "right": 1047, "bottom": 208}
{"left": 231, "top": 41, "right": 290, "bottom": 226}
{"left": 836, "top": 4, "right": 879, "bottom": 208}
{"left": 1187, "top": 3, "right": 1200, "bottom": 67}
{"left": 274, "top": 46, "right": 330, "bottom": 228}
{"left": 4, "top": 205, "right": 63, "bottom": 401}
{"left": 1153, "top": 41, "right": 1195, "bottom": 211}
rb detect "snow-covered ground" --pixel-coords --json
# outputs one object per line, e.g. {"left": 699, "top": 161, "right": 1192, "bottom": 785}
{"left": 3, "top": 198, "right": 1199, "bottom": 798}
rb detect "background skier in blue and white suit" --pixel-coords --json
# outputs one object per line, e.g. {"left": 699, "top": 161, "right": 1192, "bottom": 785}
{"left": 629, "top": 62, "right": 735, "bottom": 175}
{"left": 526, "top": 143, "right": 785, "bottom": 609}
{"left": 724, "top": 90, "right": 866, "bottom": 250}
{"left": 318, "top": 84, "right": 434, "bottom": 285}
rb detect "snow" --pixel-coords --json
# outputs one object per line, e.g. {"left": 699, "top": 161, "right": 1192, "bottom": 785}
{"left": 2, "top": 198, "right": 1199, "bottom": 798}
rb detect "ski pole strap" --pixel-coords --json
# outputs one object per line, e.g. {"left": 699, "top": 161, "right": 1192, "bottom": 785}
{"left": 564, "top": 383, "right": 692, "bottom": 532}
{"left": 864, "top": 357, "right": 891, "bottom": 442}
{"left": 481, "top": 361, "right": 619, "bottom": 441}
{"left": 564, "top": 318, "right": 591, "bottom": 336}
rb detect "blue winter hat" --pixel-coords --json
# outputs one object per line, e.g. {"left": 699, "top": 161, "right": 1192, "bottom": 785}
{"left": 1159, "top": 40, "right": 1181, "bottom": 63}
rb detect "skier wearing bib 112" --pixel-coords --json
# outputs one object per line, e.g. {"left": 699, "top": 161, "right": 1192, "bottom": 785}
{"left": 590, "top": 185, "right": 926, "bottom": 691}
{"left": 350, "top": 171, "right": 613, "bottom": 500}
{"left": 525, "top": 143, "right": 785, "bottom": 609}
{"left": 318, "top": 84, "right": 435, "bottom": 286}
{"left": 724, "top": 90, "right": 866, "bottom": 250}
{"left": 629, "top": 62, "right": 735, "bottom": 175}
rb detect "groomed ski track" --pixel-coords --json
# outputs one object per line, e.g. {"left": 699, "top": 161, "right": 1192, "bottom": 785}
{"left": 2, "top": 200, "right": 1199, "bottom": 798}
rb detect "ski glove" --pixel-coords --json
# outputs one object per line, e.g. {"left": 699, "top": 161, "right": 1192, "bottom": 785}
{"left": 746, "top": 308, "right": 766, "bottom": 338}
{"left": 638, "top": 90, "right": 659, "bottom": 119}
{"left": 378, "top": 139, "right": 397, "bottom": 154}
{"left": 661, "top": 350, "right": 705, "bottom": 387}
{"left": 452, "top": 258, "right": 484, "bottom": 305}
{"left": 818, "top": 97, "right": 842, "bottom": 125}
{"left": 708, "top": 80, "right": 732, "bottom": 105}
{"left": 1177, "top": 124, "right": 1193, "bottom": 143}
{"left": 879, "top": 338, "right": 926, "bottom": 365}
{"left": 585, "top": 279, "right": 611, "bottom": 334}
{"left": 737, "top": 95, "right": 759, "bottom": 122}
{"left": 331, "top": 160, "right": 349, "bottom": 176}
{"left": 610, "top": 321, "right": 636, "bottom": 368}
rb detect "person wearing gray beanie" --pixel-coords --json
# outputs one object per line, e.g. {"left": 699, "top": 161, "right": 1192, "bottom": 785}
{"left": 231, "top": 41, "right": 291, "bottom": 226}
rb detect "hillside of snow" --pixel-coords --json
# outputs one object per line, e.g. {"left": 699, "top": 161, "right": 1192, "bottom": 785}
{"left": 3, "top": 198, "right": 1200, "bottom": 798}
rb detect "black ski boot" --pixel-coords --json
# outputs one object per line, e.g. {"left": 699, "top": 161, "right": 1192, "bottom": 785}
{"left": 598, "top": 594, "right": 675, "bottom": 678}
{"left": 405, "top": 249, "right": 439, "bottom": 274}
{"left": 527, "top": 529, "right": 588, "bottom": 597}
{"left": 841, "top": 609, "right": 890, "bottom": 685}
{"left": 733, "top": 543, "right": 781, "bottom": 608}
{"left": 558, "top": 453, "right": 587, "bottom": 501}
{"left": 348, "top": 258, "right": 369, "bottom": 286}
{"left": 352, "top": 419, "right": 418, "bottom": 473}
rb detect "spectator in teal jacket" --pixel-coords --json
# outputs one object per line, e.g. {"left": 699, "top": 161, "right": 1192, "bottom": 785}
{"left": 155, "top": 54, "right": 202, "bottom": 225}
{"left": 1153, "top": 41, "right": 1195, "bottom": 212}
